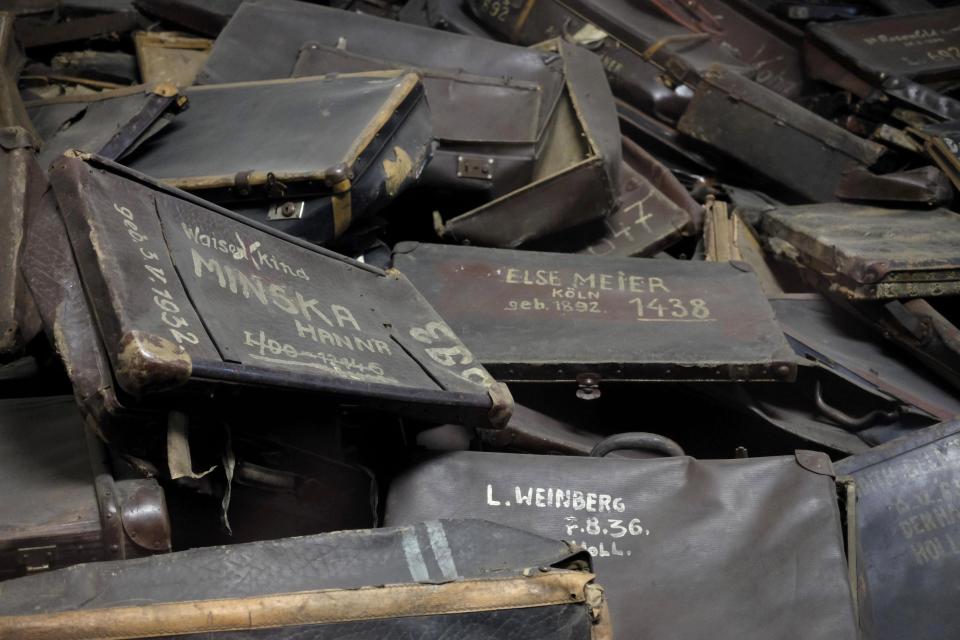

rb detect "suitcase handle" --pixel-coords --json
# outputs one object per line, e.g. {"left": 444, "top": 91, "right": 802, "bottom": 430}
{"left": 589, "top": 432, "right": 685, "bottom": 458}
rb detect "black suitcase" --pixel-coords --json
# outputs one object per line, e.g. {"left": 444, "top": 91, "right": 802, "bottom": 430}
{"left": 391, "top": 242, "right": 797, "bottom": 386}
{"left": 43, "top": 153, "right": 511, "bottom": 429}
{"left": 385, "top": 450, "right": 858, "bottom": 640}
{"left": 836, "top": 418, "right": 960, "bottom": 640}
{"left": 0, "top": 396, "right": 170, "bottom": 581}
{"left": 124, "top": 72, "right": 432, "bottom": 243}
{"left": 0, "top": 520, "right": 613, "bottom": 639}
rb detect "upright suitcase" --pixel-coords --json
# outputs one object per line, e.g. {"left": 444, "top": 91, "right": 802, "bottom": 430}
{"left": 0, "top": 520, "right": 612, "bottom": 639}
{"left": 386, "top": 450, "right": 858, "bottom": 640}
{"left": 836, "top": 419, "right": 960, "bottom": 640}
{"left": 0, "top": 396, "right": 170, "bottom": 581}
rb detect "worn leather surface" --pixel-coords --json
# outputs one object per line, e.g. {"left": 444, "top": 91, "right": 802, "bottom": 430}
{"left": 0, "top": 520, "right": 585, "bottom": 613}
{"left": 386, "top": 451, "right": 858, "bottom": 640}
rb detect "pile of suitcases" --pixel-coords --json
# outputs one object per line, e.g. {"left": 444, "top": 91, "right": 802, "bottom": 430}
{"left": 0, "top": 0, "right": 958, "bottom": 638}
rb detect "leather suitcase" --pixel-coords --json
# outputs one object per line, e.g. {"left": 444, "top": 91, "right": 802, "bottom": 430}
{"left": 199, "top": 0, "right": 621, "bottom": 247}
{"left": 760, "top": 203, "right": 960, "bottom": 300}
{"left": 385, "top": 450, "right": 858, "bottom": 640}
{"left": 124, "top": 72, "right": 432, "bottom": 243}
{"left": 43, "top": 152, "right": 511, "bottom": 430}
{"left": 0, "top": 396, "right": 170, "bottom": 581}
{"left": 0, "top": 520, "right": 612, "bottom": 639}
{"left": 836, "top": 418, "right": 960, "bottom": 640}
{"left": 392, "top": 241, "right": 797, "bottom": 386}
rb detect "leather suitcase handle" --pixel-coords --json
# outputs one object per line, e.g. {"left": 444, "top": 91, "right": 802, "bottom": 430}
{"left": 590, "top": 432, "right": 686, "bottom": 458}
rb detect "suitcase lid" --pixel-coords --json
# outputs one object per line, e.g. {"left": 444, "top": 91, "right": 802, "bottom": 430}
{"left": 125, "top": 72, "right": 428, "bottom": 197}
{"left": 391, "top": 241, "right": 797, "bottom": 382}
{"left": 49, "top": 153, "right": 511, "bottom": 428}
{"left": 761, "top": 203, "right": 960, "bottom": 299}
{"left": 835, "top": 419, "right": 960, "bottom": 640}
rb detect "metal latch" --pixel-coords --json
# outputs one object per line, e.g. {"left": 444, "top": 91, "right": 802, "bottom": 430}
{"left": 268, "top": 201, "right": 305, "bottom": 220}
{"left": 457, "top": 156, "right": 495, "bottom": 181}
{"left": 18, "top": 545, "right": 55, "bottom": 572}
{"left": 576, "top": 373, "right": 602, "bottom": 400}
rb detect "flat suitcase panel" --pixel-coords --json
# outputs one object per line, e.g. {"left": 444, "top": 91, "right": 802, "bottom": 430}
{"left": 836, "top": 419, "right": 960, "bottom": 640}
{"left": 385, "top": 451, "right": 857, "bottom": 640}
{"left": 761, "top": 203, "right": 960, "bottom": 300}
{"left": 125, "top": 72, "right": 431, "bottom": 242}
{"left": 808, "top": 8, "right": 960, "bottom": 85}
{"left": 0, "top": 520, "right": 611, "bottom": 639}
{"left": 49, "top": 154, "right": 510, "bottom": 429}
{"left": 391, "top": 242, "right": 797, "bottom": 382}
{"left": 678, "top": 64, "right": 886, "bottom": 202}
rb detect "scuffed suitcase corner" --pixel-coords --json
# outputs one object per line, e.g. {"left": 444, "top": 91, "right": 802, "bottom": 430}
{"left": 487, "top": 380, "right": 514, "bottom": 429}
{"left": 115, "top": 330, "right": 192, "bottom": 397}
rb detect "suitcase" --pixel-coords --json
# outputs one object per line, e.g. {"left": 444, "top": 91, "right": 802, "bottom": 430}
{"left": 25, "top": 83, "right": 188, "bottom": 167}
{"left": 678, "top": 64, "right": 887, "bottom": 202}
{"left": 760, "top": 203, "right": 960, "bottom": 300}
{"left": 45, "top": 153, "right": 511, "bottom": 429}
{"left": 0, "top": 396, "right": 170, "bottom": 581}
{"left": 391, "top": 242, "right": 797, "bottom": 385}
{"left": 0, "top": 520, "right": 613, "bottom": 639}
{"left": 807, "top": 8, "right": 960, "bottom": 88}
{"left": 124, "top": 72, "right": 432, "bottom": 243}
{"left": 0, "top": 128, "right": 44, "bottom": 361}
{"left": 385, "top": 450, "right": 858, "bottom": 640}
{"left": 466, "top": 0, "right": 805, "bottom": 99}
{"left": 835, "top": 418, "right": 960, "bottom": 640}
{"left": 290, "top": 42, "right": 552, "bottom": 199}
